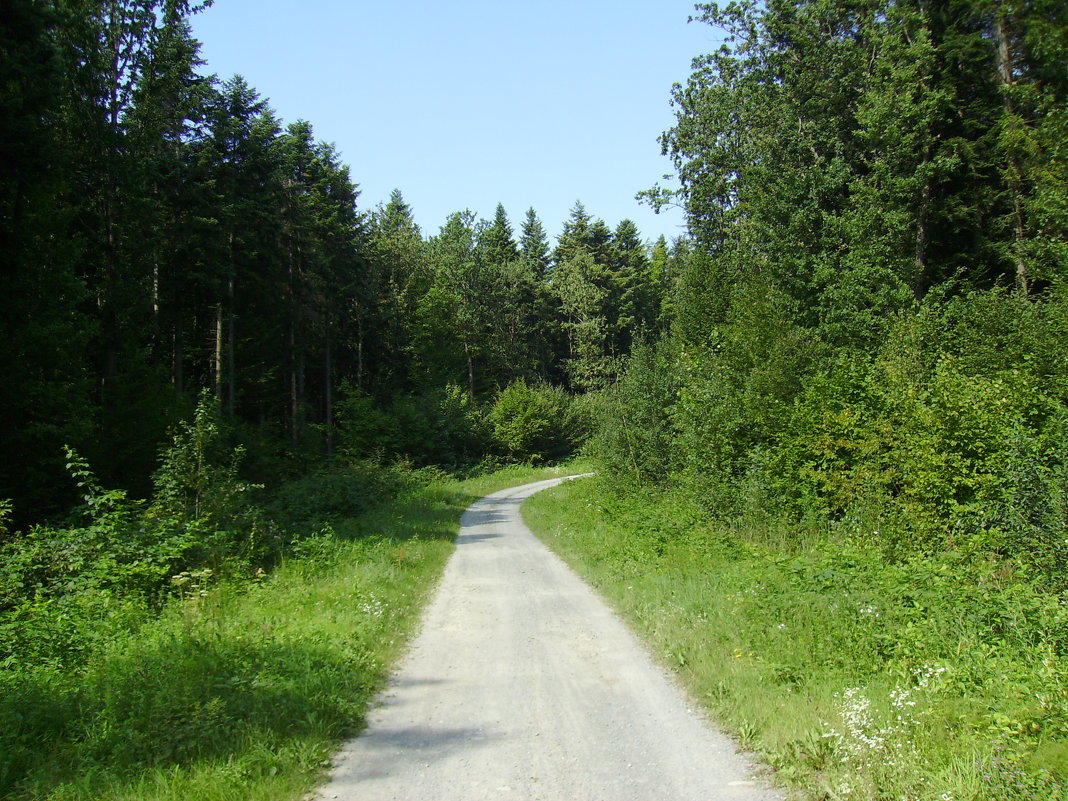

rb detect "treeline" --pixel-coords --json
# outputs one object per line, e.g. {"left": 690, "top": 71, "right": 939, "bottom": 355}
{"left": 1, "top": 0, "right": 681, "bottom": 528}
{"left": 1, "top": 3, "right": 681, "bottom": 791}
{"left": 600, "top": 0, "right": 1068, "bottom": 575}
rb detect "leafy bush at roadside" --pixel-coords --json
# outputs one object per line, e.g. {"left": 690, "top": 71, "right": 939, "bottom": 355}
{"left": 0, "top": 394, "right": 419, "bottom": 676}
{"left": 524, "top": 478, "right": 1068, "bottom": 801}
{"left": 336, "top": 383, "right": 488, "bottom": 467}
{"left": 596, "top": 289, "right": 1068, "bottom": 582}
{"left": 265, "top": 461, "right": 411, "bottom": 533}
{"left": 486, "top": 379, "right": 588, "bottom": 463}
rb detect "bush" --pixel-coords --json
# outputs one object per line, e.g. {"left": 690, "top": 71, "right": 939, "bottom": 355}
{"left": 150, "top": 392, "right": 258, "bottom": 524}
{"left": 589, "top": 338, "right": 679, "bottom": 487}
{"left": 486, "top": 380, "right": 585, "bottom": 463}
{"left": 0, "top": 396, "right": 280, "bottom": 673}
{"left": 740, "top": 290, "right": 1068, "bottom": 566}
{"left": 337, "top": 383, "right": 487, "bottom": 467}
{"left": 335, "top": 385, "right": 397, "bottom": 460}
{"left": 594, "top": 285, "right": 1068, "bottom": 577}
{"left": 266, "top": 460, "right": 409, "bottom": 533}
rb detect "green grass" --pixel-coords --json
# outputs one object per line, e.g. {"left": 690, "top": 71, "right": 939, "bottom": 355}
{"left": 523, "top": 476, "right": 1068, "bottom": 801}
{"left": 1, "top": 462, "right": 581, "bottom": 801}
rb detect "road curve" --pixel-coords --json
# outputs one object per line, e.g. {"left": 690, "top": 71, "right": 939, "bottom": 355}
{"left": 317, "top": 476, "right": 779, "bottom": 801}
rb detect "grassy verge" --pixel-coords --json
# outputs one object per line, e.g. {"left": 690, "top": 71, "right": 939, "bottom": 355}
{"left": 523, "top": 476, "right": 1068, "bottom": 801}
{"left": 1, "top": 462, "right": 577, "bottom": 801}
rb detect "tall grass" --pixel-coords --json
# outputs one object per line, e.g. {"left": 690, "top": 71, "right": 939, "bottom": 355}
{"left": 524, "top": 477, "right": 1068, "bottom": 801}
{"left": 1, "top": 463, "right": 577, "bottom": 801}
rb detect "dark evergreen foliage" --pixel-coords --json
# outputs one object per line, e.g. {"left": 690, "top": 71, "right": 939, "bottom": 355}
{"left": 599, "top": 0, "right": 1068, "bottom": 579}
{"left": 0, "top": 1, "right": 662, "bottom": 526}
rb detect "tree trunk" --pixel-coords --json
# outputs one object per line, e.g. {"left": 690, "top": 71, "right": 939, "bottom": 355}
{"left": 288, "top": 241, "right": 300, "bottom": 447}
{"left": 324, "top": 320, "right": 334, "bottom": 454}
{"left": 214, "top": 302, "right": 223, "bottom": 399}
{"left": 356, "top": 316, "right": 364, "bottom": 390}
{"left": 465, "top": 340, "right": 475, "bottom": 398}
{"left": 173, "top": 316, "right": 184, "bottom": 395}
{"left": 226, "top": 233, "right": 235, "bottom": 417}
{"left": 289, "top": 334, "right": 299, "bottom": 447}
{"left": 914, "top": 176, "right": 931, "bottom": 300}
{"left": 994, "top": 12, "right": 1029, "bottom": 293}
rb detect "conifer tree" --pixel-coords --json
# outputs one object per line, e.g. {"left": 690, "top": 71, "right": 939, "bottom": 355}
{"left": 520, "top": 207, "right": 551, "bottom": 273}
{"left": 481, "top": 203, "right": 520, "bottom": 267}
{"left": 367, "top": 190, "right": 427, "bottom": 394}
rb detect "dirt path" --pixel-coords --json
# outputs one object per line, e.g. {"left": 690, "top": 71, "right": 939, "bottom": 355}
{"left": 317, "top": 476, "right": 779, "bottom": 801}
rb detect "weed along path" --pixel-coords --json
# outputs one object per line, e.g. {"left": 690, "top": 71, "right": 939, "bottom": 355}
{"left": 317, "top": 476, "right": 778, "bottom": 801}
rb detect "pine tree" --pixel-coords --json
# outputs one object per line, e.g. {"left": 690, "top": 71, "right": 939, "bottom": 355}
{"left": 520, "top": 207, "right": 550, "bottom": 273}
{"left": 417, "top": 211, "right": 482, "bottom": 394}
{"left": 367, "top": 190, "right": 427, "bottom": 394}
{"left": 481, "top": 203, "right": 520, "bottom": 267}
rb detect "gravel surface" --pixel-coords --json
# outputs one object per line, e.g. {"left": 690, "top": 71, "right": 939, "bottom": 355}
{"left": 317, "top": 476, "right": 780, "bottom": 801}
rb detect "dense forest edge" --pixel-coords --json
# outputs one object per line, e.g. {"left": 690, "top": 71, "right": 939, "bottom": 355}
{"left": 568, "top": 0, "right": 1067, "bottom": 798}
{"left": 3, "top": 0, "right": 1068, "bottom": 798}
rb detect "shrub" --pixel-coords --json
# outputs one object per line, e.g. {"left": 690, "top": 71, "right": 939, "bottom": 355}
{"left": 486, "top": 380, "right": 585, "bottom": 463}
{"left": 337, "top": 383, "right": 487, "bottom": 468}
{"left": 266, "top": 460, "right": 409, "bottom": 533}
{"left": 335, "top": 384, "right": 397, "bottom": 460}
{"left": 589, "top": 338, "right": 679, "bottom": 487}
{"left": 149, "top": 392, "right": 254, "bottom": 522}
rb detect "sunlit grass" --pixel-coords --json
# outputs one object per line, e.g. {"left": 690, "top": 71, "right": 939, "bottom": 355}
{"left": 523, "top": 476, "right": 1068, "bottom": 801}
{"left": 2, "top": 463, "right": 583, "bottom": 801}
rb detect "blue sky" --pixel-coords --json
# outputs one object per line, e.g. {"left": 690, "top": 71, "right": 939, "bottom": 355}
{"left": 190, "top": 1, "right": 721, "bottom": 245}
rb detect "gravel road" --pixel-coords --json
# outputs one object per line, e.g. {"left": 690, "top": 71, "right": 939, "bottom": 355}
{"left": 317, "top": 476, "right": 780, "bottom": 801}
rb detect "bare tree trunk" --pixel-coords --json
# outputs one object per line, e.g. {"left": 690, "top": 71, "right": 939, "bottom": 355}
{"left": 356, "top": 316, "right": 364, "bottom": 390}
{"left": 214, "top": 302, "right": 223, "bottom": 399}
{"left": 995, "top": 12, "right": 1029, "bottom": 293}
{"left": 288, "top": 242, "right": 300, "bottom": 447}
{"left": 297, "top": 348, "right": 306, "bottom": 414}
{"left": 173, "top": 316, "right": 184, "bottom": 395}
{"left": 324, "top": 320, "right": 334, "bottom": 454}
{"left": 465, "top": 340, "right": 475, "bottom": 398}
{"left": 289, "top": 329, "right": 299, "bottom": 447}
{"left": 914, "top": 176, "right": 931, "bottom": 300}
{"left": 289, "top": 330, "right": 299, "bottom": 448}
{"left": 101, "top": 0, "right": 122, "bottom": 409}
{"left": 226, "top": 233, "right": 236, "bottom": 417}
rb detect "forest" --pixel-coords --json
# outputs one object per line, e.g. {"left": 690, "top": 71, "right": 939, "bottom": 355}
{"left": 2, "top": 0, "right": 1068, "bottom": 798}
{"left": 1, "top": 0, "right": 675, "bottom": 527}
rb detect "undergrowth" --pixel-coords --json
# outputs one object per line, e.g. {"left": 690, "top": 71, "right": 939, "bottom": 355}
{"left": 0, "top": 452, "right": 572, "bottom": 801}
{"left": 523, "top": 476, "right": 1068, "bottom": 801}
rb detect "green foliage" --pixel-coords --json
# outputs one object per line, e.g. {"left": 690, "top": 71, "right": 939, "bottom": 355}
{"left": 0, "top": 463, "right": 570, "bottom": 800}
{"left": 608, "top": 282, "right": 1068, "bottom": 580}
{"left": 336, "top": 383, "right": 487, "bottom": 467}
{"left": 266, "top": 461, "right": 410, "bottom": 533}
{"left": 486, "top": 380, "right": 586, "bottom": 463}
{"left": 525, "top": 477, "right": 1068, "bottom": 801}
{"left": 335, "top": 385, "right": 397, "bottom": 459}
{"left": 552, "top": 251, "right": 614, "bottom": 390}
{"left": 742, "top": 291, "right": 1068, "bottom": 569}
{"left": 591, "top": 338, "right": 679, "bottom": 487}
{"left": 0, "top": 404, "right": 276, "bottom": 673}
{"left": 150, "top": 392, "right": 258, "bottom": 523}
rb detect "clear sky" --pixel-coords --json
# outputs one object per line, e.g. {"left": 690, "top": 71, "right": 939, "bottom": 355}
{"left": 189, "top": 1, "right": 721, "bottom": 245}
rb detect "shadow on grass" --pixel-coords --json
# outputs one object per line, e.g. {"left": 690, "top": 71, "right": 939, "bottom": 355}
{"left": 0, "top": 478, "right": 543, "bottom": 799}
{"left": 339, "top": 489, "right": 484, "bottom": 546}
{"left": 1, "top": 626, "right": 386, "bottom": 798}
{"left": 0, "top": 503, "right": 477, "bottom": 800}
